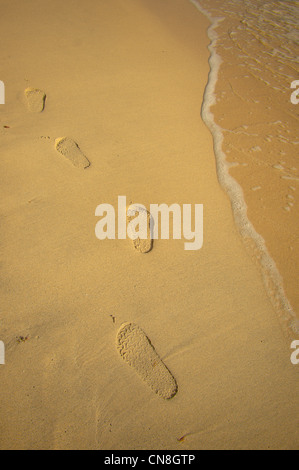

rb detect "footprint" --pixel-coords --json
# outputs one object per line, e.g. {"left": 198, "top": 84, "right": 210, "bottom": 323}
{"left": 55, "top": 137, "right": 90, "bottom": 169}
{"left": 127, "top": 205, "right": 153, "bottom": 253}
{"left": 24, "top": 88, "right": 46, "bottom": 113}
{"left": 116, "top": 322, "right": 178, "bottom": 400}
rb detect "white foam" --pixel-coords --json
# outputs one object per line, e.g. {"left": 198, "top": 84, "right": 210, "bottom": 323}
{"left": 189, "top": 0, "right": 297, "bottom": 336}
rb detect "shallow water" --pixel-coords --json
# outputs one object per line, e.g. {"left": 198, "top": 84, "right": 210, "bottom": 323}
{"left": 190, "top": 0, "right": 299, "bottom": 335}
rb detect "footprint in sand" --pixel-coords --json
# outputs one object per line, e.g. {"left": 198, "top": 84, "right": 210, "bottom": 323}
{"left": 24, "top": 88, "right": 46, "bottom": 113}
{"left": 55, "top": 137, "right": 90, "bottom": 169}
{"left": 116, "top": 322, "right": 178, "bottom": 400}
{"left": 127, "top": 205, "right": 153, "bottom": 253}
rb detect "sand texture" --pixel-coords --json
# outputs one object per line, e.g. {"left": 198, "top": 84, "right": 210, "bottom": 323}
{"left": 0, "top": 0, "right": 298, "bottom": 451}
{"left": 24, "top": 88, "right": 46, "bottom": 113}
{"left": 55, "top": 137, "right": 90, "bottom": 169}
{"left": 116, "top": 323, "right": 178, "bottom": 400}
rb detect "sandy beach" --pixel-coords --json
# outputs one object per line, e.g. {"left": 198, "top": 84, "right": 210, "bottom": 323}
{"left": 0, "top": 0, "right": 298, "bottom": 450}
{"left": 194, "top": 0, "right": 299, "bottom": 332}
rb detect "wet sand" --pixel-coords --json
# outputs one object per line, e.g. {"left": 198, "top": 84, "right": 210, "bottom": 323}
{"left": 0, "top": 0, "right": 298, "bottom": 450}
{"left": 194, "top": 0, "right": 299, "bottom": 330}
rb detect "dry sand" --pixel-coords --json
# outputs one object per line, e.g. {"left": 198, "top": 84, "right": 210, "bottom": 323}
{"left": 0, "top": 0, "right": 298, "bottom": 450}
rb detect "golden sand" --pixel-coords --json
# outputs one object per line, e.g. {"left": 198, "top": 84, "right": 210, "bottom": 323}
{"left": 0, "top": 0, "right": 298, "bottom": 450}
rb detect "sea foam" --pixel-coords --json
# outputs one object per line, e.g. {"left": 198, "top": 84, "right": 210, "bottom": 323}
{"left": 189, "top": 0, "right": 299, "bottom": 336}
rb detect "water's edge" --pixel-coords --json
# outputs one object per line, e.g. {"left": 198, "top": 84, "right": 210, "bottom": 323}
{"left": 189, "top": 0, "right": 299, "bottom": 338}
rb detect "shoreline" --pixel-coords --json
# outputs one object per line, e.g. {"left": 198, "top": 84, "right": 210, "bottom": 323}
{"left": 190, "top": 0, "right": 299, "bottom": 337}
